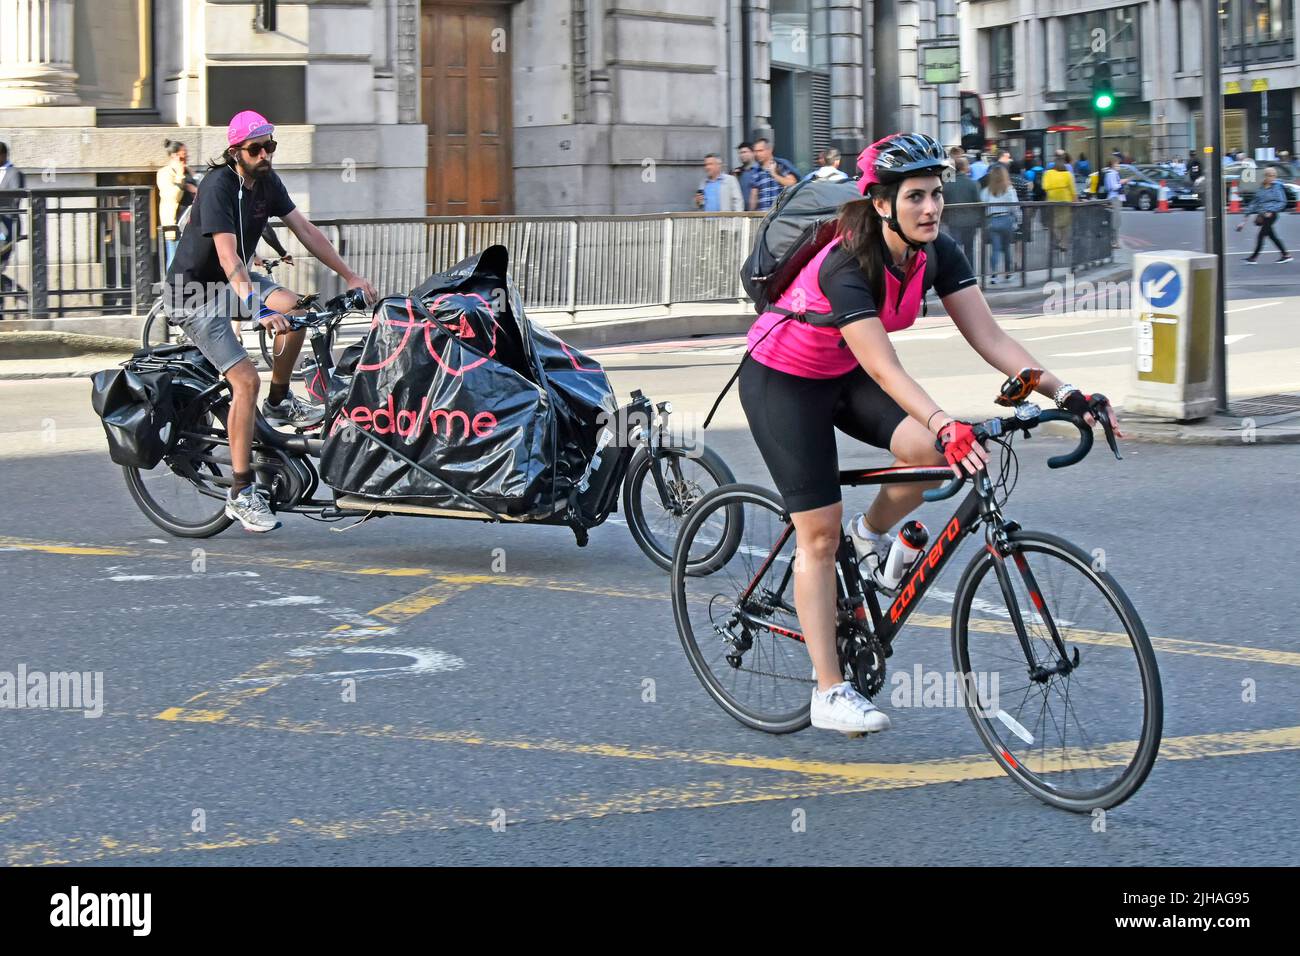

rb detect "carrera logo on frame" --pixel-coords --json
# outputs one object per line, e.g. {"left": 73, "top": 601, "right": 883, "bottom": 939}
{"left": 888, "top": 516, "right": 962, "bottom": 624}
{"left": 329, "top": 395, "right": 499, "bottom": 442}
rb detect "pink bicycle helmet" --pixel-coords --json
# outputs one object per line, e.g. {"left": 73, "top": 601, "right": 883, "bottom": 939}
{"left": 855, "top": 132, "right": 951, "bottom": 247}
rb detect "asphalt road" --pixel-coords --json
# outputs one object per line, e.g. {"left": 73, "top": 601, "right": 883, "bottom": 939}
{"left": 2, "top": 321, "right": 1298, "bottom": 864}
{"left": 1, "top": 206, "right": 1297, "bottom": 866}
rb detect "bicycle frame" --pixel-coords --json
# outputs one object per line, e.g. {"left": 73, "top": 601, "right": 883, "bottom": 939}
{"left": 734, "top": 462, "right": 1074, "bottom": 674}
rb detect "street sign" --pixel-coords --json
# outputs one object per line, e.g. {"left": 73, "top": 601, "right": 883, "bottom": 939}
{"left": 919, "top": 41, "right": 960, "bottom": 85}
{"left": 1139, "top": 262, "right": 1182, "bottom": 309}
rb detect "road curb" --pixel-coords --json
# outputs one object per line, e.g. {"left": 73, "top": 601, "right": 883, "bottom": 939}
{"left": 1041, "top": 415, "right": 1300, "bottom": 446}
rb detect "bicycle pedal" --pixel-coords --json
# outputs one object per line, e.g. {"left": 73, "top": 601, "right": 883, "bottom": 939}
{"left": 843, "top": 730, "right": 867, "bottom": 740}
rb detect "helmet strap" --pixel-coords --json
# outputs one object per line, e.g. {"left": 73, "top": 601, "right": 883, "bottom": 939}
{"left": 885, "top": 194, "right": 927, "bottom": 250}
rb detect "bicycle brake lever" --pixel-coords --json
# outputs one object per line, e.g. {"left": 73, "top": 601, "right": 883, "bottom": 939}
{"left": 1093, "top": 397, "right": 1123, "bottom": 460}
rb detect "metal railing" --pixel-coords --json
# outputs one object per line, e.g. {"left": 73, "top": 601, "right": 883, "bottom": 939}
{"left": 941, "top": 200, "right": 1115, "bottom": 290}
{"left": 0, "top": 191, "right": 1115, "bottom": 327}
{"left": 265, "top": 213, "right": 760, "bottom": 315}
{"left": 0, "top": 187, "right": 153, "bottom": 321}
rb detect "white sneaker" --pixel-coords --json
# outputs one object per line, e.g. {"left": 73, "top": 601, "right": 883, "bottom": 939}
{"left": 848, "top": 514, "right": 892, "bottom": 577}
{"left": 811, "top": 681, "right": 892, "bottom": 736}
{"left": 225, "top": 486, "right": 281, "bottom": 533}
{"left": 262, "top": 389, "right": 324, "bottom": 428}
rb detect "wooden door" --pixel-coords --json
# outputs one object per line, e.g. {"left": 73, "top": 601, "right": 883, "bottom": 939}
{"left": 421, "top": 3, "right": 513, "bottom": 215}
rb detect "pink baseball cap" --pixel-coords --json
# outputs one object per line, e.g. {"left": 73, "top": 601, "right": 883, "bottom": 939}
{"left": 227, "top": 110, "right": 275, "bottom": 147}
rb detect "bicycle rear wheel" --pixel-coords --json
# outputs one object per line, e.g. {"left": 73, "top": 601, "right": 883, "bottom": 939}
{"left": 671, "top": 484, "right": 811, "bottom": 734}
{"left": 124, "top": 390, "right": 234, "bottom": 537}
{"left": 951, "top": 531, "right": 1162, "bottom": 811}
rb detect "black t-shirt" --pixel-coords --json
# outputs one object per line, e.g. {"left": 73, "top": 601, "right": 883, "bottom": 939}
{"left": 817, "top": 231, "right": 976, "bottom": 329}
{"left": 167, "top": 164, "right": 294, "bottom": 287}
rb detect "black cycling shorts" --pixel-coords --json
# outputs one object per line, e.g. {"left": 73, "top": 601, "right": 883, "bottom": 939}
{"left": 739, "top": 358, "right": 909, "bottom": 513}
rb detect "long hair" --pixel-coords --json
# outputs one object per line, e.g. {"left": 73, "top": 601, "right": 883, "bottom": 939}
{"left": 836, "top": 184, "right": 895, "bottom": 306}
{"left": 986, "top": 163, "right": 1010, "bottom": 195}
{"left": 207, "top": 144, "right": 237, "bottom": 174}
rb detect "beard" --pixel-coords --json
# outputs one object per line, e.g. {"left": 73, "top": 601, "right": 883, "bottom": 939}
{"left": 236, "top": 153, "right": 272, "bottom": 180}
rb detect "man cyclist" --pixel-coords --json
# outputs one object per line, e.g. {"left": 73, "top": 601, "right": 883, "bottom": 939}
{"left": 740, "top": 132, "right": 1122, "bottom": 736}
{"left": 164, "top": 110, "right": 376, "bottom": 533}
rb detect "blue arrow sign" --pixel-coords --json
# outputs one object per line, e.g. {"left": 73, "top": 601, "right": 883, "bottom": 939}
{"left": 1139, "top": 262, "right": 1182, "bottom": 309}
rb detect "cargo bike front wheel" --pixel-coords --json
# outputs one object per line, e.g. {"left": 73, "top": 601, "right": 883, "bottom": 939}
{"left": 622, "top": 443, "right": 736, "bottom": 572}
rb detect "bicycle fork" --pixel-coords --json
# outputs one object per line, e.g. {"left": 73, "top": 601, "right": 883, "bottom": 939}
{"left": 982, "top": 500, "right": 1079, "bottom": 681}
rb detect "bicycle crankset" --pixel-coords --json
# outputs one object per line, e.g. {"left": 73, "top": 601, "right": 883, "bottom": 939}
{"left": 846, "top": 633, "right": 887, "bottom": 700}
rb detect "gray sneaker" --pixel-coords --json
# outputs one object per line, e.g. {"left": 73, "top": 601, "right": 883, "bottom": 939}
{"left": 225, "top": 486, "right": 280, "bottom": 533}
{"left": 262, "top": 390, "right": 324, "bottom": 428}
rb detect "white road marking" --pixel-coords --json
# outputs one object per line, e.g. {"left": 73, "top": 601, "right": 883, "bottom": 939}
{"left": 1050, "top": 346, "right": 1133, "bottom": 357}
{"left": 223, "top": 646, "right": 466, "bottom": 684}
{"left": 1022, "top": 325, "right": 1130, "bottom": 342}
{"left": 249, "top": 595, "right": 324, "bottom": 607}
{"left": 109, "top": 571, "right": 260, "bottom": 582}
{"left": 1226, "top": 300, "right": 1282, "bottom": 314}
{"left": 1224, "top": 334, "right": 1254, "bottom": 345}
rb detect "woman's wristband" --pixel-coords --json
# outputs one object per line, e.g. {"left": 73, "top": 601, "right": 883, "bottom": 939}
{"left": 926, "top": 409, "right": 949, "bottom": 432}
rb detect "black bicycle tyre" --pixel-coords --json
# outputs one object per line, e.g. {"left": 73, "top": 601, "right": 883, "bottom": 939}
{"left": 671, "top": 483, "right": 811, "bottom": 734}
{"left": 123, "top": 393, "right": 234, "bottom": 538}
{"left": 950, "top": 530, "right": 1162, "bottom": 812}
{"left": 623, "top": 443, "right": 737, "bottom": 572}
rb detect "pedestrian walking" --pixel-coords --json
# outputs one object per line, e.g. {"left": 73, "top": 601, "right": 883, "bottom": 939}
{"left": 0, "top": 141, "right": 26, "bottom": 305}
{"left": 748, "top": 138, "right": 799, "bottom": 211}
{"left": 1041, "top": 153, "right": 1077, "bottom": 253}
{"left": 980, "top": 164, "right": 1021, "bottom": 284}
{"left": 811, "top": 147, "right": 848, "bottom": 181}
{"left": 942, "top": 156, "right": 982, "bottom": 265}
{"left": 1102, "top": 156, "right": 1130, "bottom": 247}
{"left": 157, "top": 139, "right": 198, "bottom": 268}
{"left": 695, "top": 152, "right": 744, "bottom": 211}
{"left": 1237, "top": 166, "right": 1293, "bottom": 263}
{"left": 732, "top": 141, "right": 758, "bottom": 206}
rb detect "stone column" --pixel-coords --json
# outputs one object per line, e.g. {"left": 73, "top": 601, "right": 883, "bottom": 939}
{"left": 0, "top": 0, "right": 79, "bottom": 107}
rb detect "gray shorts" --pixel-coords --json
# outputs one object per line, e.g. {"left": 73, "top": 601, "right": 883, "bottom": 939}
{"left": 164, "top": 273, "right": 284, "bottom": 373}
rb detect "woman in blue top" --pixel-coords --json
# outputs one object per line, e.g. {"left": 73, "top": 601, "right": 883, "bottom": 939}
{"left": 1237, "top": 167, "right": 1293, "bottom": 263}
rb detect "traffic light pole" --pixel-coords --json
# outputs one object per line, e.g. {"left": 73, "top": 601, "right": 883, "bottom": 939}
{"left": 1095, "top": 111, "right": 1103, "bottom": 167}
{"left": 1202, "top": 0, "right": 1229, "bottom": 412}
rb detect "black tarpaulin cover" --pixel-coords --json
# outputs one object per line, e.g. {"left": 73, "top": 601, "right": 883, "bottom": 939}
{"left": 319, "top": 245, "right": 616, "bottom": 518}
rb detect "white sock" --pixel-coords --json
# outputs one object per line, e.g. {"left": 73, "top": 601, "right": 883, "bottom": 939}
{"left": 855, "top": 514, "right": 886, "bottom": 543}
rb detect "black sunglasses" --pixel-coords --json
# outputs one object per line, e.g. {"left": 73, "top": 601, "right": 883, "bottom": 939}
{"left": 240, "top": 140, "right": 277, "bottom": 158}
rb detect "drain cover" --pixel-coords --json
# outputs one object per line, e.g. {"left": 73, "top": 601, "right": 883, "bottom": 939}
{"left": 1227, "top": 393, "right": 1300, "bottom": 419}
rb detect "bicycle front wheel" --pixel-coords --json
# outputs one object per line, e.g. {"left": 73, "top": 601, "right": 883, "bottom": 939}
{"left": 671, "top": 484, "right": 811, "bottom": 734}
{"left": 951, "top": 531, "right": 1162, "bottom": 811}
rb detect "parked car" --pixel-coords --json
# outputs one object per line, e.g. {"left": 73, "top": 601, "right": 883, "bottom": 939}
{"left": 1118, "top": 164, "right": 1200, "bottom": 210}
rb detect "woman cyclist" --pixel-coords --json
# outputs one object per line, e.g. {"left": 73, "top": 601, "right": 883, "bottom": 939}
{"left": 739, "top": 132, "right": 1122, "bottom": 736}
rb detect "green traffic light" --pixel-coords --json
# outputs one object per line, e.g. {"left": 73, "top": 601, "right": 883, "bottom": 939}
{"left": 1094, "top": 93, "right": 1114, "bottom": 111}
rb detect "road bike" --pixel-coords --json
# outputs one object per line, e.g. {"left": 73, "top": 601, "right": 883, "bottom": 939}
{"left": 670, "top": 373, "right": 1162, "bottom": 811}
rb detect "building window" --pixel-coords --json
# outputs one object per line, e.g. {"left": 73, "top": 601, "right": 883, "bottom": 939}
{"left": 769, "top": 0, "right": 832, "bottom": 172}
{"left": 1064, "top": 6, "right": 1141, "bottom": 103}
{"left": 1221, "top": 0, "right": 1295, "bottom": 65}
{"left": 987, "top": 25, "right": 1015, "bottom": 92}
{"left": 74, "top": 0, "right": 153, "bottom": 110}
{"left": 1175, "top": 0, "right": 1184, "bottom": 72}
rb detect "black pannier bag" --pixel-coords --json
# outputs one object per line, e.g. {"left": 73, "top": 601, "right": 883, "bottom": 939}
{"left": 89, "top": 363, "right": 179, "bottom": 468}
{"left": 319, "top": 245, "right": 618, "bottom": 521}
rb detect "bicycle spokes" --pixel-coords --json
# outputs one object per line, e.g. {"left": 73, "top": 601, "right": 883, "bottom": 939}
{"left": 958, "top": 540, "right": 1159, "bottom": 805}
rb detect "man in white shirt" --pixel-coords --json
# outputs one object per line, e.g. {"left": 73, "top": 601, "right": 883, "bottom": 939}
{"left": 811, "top": 148, "right": 848, "bottom": 181}
{"left": 0, "top": 142, "right": 26, "bottom": 302}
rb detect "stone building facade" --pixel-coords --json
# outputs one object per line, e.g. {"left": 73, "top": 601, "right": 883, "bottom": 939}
{"left": 0, "top": 1, "right": 965, "bottom": 218}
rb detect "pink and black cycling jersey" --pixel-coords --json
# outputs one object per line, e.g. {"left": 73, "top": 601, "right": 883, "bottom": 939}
{"left": 747, "top": 231, "right": 976, "bottom": 379}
